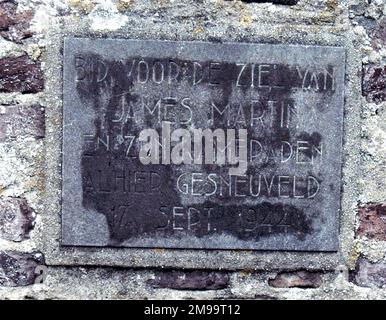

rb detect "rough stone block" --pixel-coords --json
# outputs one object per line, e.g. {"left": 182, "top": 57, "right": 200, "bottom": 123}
{"left": 268, "top": 270, "right": 323, "bottom": 288}
{"left": 0, "top": 251, "right": 45, "bottom": 287}
{"left": 363, "top": 65, "right": 386, "bottom": 103}
{"left": 358, "top": 203, "right": 386, "bottom": 241}
{"left": 0, "top": 197, "right": 35, "bottom": 242}
{"left": 149, "top": 271, "right": 230, "bottom": 290}
{"left": 0, "top": 1, "right": 33, "bottom": 43}
{"left": 0, "top": 55, "right": 44, "bottom": 93}
{"left": 0, "top": 104, "right": 45, "bottom": 141}
{"left": 351, "top": 257, "right": 386, "bottom": 289}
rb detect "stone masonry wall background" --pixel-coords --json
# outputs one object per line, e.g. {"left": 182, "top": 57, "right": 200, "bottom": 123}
{"left": 0, "top": 0, "right": 385, "bottom": 300}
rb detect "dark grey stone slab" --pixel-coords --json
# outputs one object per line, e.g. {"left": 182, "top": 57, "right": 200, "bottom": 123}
{"left": 62, "top": 38, "right": 345, "bottom": 251}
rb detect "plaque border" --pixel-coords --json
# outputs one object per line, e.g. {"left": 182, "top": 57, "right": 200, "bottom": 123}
{"left": 41, "top": 17, "right": 361, "bottom": 270}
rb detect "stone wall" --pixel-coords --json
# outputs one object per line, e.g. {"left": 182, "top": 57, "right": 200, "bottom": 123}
{"left": 0, "top": 0, "right": 385, "bottom": 300}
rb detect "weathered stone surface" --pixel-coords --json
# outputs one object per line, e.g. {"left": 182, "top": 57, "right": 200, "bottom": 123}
{"left": 351, "top": 258, "right": 386, "bottom": 289}
{"left": 0, "top": 1, "right": 33, "bottom": 43}
{"left": 62, "top": 38, "right": 345, "bottom": 251}
{"left": 237, "top": 0, "right": 299, "bottom": 4}
{"left": 149, "top": 271, "right": 230, "bottom": 290}
{"left": 351, "top": 10, "right": 386, "bottom": 50}
{"left": 0, "top": 1, "right": 14, "bottom": 30}
{"left": 0, "top": 251, "right": 44, "bottom": 287}
{"left": 268, "top": 270, "right": 323, "bottom": 288}
{"left": 0, "top": 197, "right": 35, "bottom": 241}
{"left": 0, "top": 55, "right": 44, "bottom": 93}
{"left": 357, "top": 203, "right": 386, "bottom": 241}
{"left": 369, "top": 17, "right": 386, "bottom": 50}
{"left": 363, "top": 65, "right": 386, "bottom": 103}
{"left": 0, "top": 104, "right": 45, "bottom": 141}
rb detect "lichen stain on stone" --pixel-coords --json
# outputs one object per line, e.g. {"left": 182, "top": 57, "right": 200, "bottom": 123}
{"left": 316, "top": 10, "right": 335, "bottom": 24}
{"left": 116, "top": 0, "right": 134, "bottom": 12}
{"left": 326, "top": 0, "right": 338, "bottom": 12}
{"left": 239, "top": 14, "right": 253, "bottom": 27}
{"left": 68, "top": 0, "right": 96, "bottom": 14}
{"left": 348, "top": 240, "right": 361, "bottom": 270}
{"left": 238, "top": 269, "right": 253, "bottom": 277}
{"left": 192, "top": 25, "right": 204, "bottom": 36}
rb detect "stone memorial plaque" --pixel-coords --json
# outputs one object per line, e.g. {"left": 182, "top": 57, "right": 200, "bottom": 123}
{"left": 62, "top": 38, "right": 345, "bottom": 251}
